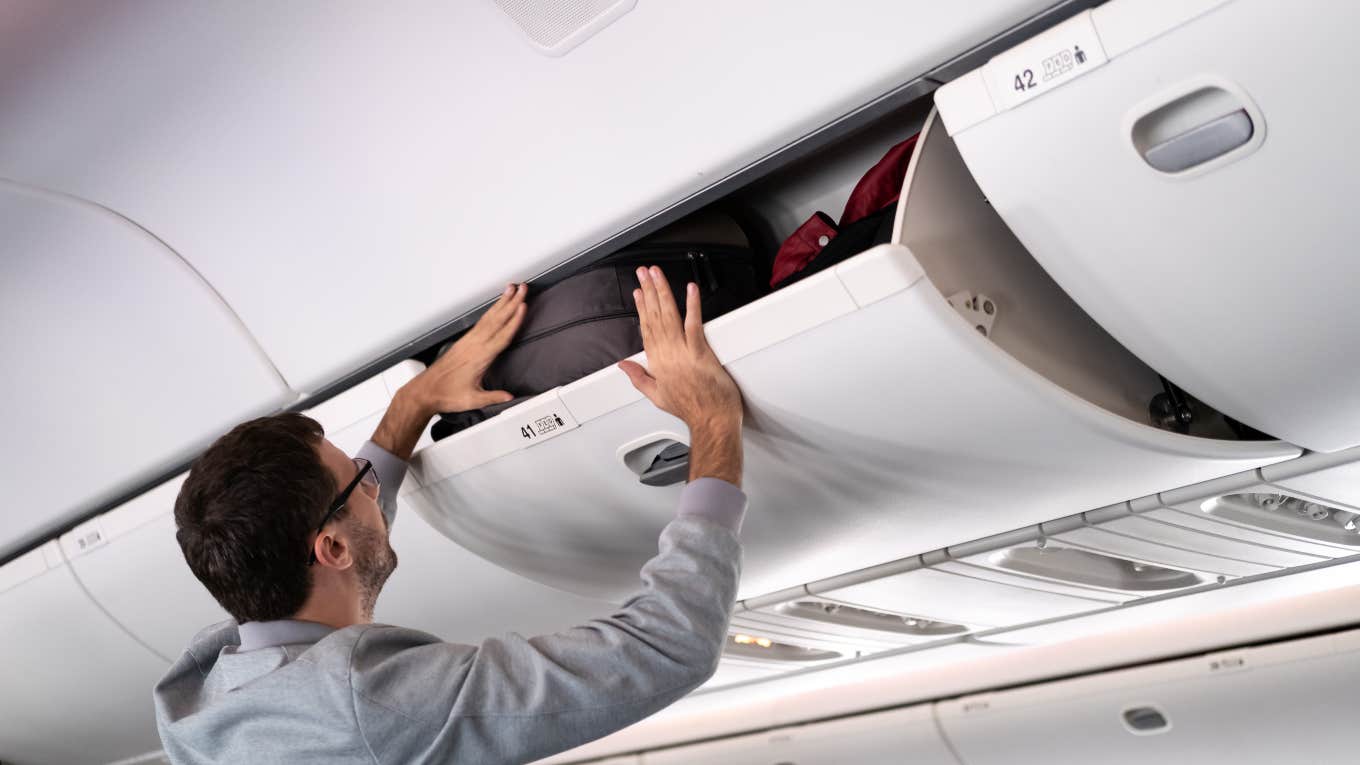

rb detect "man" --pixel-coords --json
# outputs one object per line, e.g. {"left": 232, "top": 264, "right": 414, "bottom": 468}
{"left": 155, "top": 267, "right": 747, "bottom": 764}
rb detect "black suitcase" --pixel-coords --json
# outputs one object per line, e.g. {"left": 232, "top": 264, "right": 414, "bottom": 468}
{"left": 431, "top": 210, "right": 768, "bottom": 440}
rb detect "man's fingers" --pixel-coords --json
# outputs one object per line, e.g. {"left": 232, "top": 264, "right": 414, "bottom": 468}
{"left": 488, "top": 302, "right": 527, "bottom": 349}
{"left": 633, "top": 288, "right": 654, "bottom": 348}
{"left": 617, "top": 359, "right": 659, "bottom": 400}
{"left": 683, "top": 282, "right": 706, "bottom": 348}
{"left": 648, "top": 266, "right": 683, "bottom": 339}
{"left": 466, "top": 388, "right": 516, "bottom": 410}
{"left": 635, "top": 267, "right": 662, "bottom": 330}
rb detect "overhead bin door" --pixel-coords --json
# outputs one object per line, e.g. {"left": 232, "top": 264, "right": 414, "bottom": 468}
{"left": 0, "top": 543, "right": 169, "bottom": 765}
{"left": 643, "top": 704, "right": 957, "bottom": 765}
{"left": 935, "top": 0, "right": 1360, "bottom": 451}
{"left": 936, "top": 631, "right": 1359, "bottom": 765}
{"left": 0, "top": 182, "right": 292, "bottom": 561}
{"left": 409, "top": 110, "right": 1296, "bottom": 604}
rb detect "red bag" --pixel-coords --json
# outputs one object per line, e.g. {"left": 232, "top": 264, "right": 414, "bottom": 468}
{"left": 769, "top": 134, "right": 919, "bottom": 288}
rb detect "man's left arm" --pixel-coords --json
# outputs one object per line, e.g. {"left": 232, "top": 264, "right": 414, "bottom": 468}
{"left": 362, "top": 283, "right": 528, "bottom": 524}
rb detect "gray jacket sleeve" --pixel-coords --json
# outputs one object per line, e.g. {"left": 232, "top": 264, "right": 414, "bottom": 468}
{"left": 349, "top": 478, "right": 747, "bottom": 765}
{"left": 356, "top": 440, "right": 407, "bottom": 528}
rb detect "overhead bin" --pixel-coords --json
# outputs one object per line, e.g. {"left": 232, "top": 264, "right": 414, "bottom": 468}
{"left": 409, "top": 107, "right": 1295, "bottom": 604}
{"left": 936, "top": 629, "right": 1359, "bottom": 765}
{"left": 642, "top": 704, "right": 959, "bottom": 765}
{"left": 934, "top": 0, "right": 1360, "bottom": 451}
{"left": 0, "top": 181, "right": 293, "bottom": 561}
{"left": 0, "top": 543, "right": 168, "bottom": 765}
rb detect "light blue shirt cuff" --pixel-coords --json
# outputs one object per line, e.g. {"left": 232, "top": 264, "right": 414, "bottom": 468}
{"left": 677, "top": 478, "right": 747, "bottom": 534}
{"left": 356, "top": 440, "right": 408, "bottom": 526}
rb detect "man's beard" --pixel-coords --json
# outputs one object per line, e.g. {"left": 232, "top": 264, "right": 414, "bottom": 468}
{"left": 351, "top": 523, "right": 398, "bottom": 621}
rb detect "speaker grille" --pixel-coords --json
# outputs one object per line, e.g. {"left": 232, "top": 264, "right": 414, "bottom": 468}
{"left": 493, "top": 0, "right": 637, "bottom": 56}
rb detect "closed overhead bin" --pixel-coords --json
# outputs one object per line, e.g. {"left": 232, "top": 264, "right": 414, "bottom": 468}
{"left": 642, "top": 704, "right": 958, "bottom": 765}
{"left": 0, "top": 543, "right": 169, "bottom": 765}
{"left": 936, "top": 629, "right": 1360, "bottom": 765}
{"left": 935, "top": 0, "right": 1360, "bottom": 451}
{"left": 409, "top": 107, "right": 1296, "bottom": 604}
{"left": 0, "top": 181, "right": 293, "bottom": 561}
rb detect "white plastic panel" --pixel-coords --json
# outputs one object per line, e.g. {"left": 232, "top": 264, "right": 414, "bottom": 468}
{"left": 410, "top": 112, "right": 1294, "bottom": 604}
{"left": 1051, "top": 525, "right": 1277, "bottom": 580}
{"left": 0, "top": 182, "right": 292, "bottom": 560}
{"left": 937, "top": 631, "right": 1359, "bottom": 765}
{"left": 643, "top": 704, "right": 957, "bottom": 765}
{"left": 0, "top": 0, "right": 1058, "bottom": 392}
{"left": 817, "top": 566, "right": 1113, "bottom": 630}
{"left": 1090, "top": 514, "right": 1327, "bottom": 569}
{"left": 0, "top": 544, "right": 169, "bottom": 765}
{"left": 1261, "top": 449, "right": 1360, "bottom": 513}
{"left": 938, "top": 0, "right": 1360, "bottom": 451}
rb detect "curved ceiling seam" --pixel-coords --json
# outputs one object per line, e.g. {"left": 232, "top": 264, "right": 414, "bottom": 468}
{"left": 0, "top": 177, "right": 297, "bottom": 400}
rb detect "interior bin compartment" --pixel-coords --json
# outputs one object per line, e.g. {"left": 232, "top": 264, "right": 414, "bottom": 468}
{"left": 1146, "top": 467, "right": 1360, "bottom": 559}
{"left": 936, "top": 630, "right": 1354, "bottom": 765}
{"left": 934, "top": 0, "right": 1360, "bottom": 451}
{"left": 0, "top": 543, "right": 169, "bottom": 765}
{"left": 643, "top": 704, "right": 959, "bottom": 765}
{"left": 810, "top": 563, "right": 1117, "bottom": 631}
{"left": 407, "top": 106, "right": 1296, "bottom": 604}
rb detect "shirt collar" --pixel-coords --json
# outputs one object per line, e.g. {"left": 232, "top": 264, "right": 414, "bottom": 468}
{"left": 237, "top": 619, "right": 338, "bottom": 651}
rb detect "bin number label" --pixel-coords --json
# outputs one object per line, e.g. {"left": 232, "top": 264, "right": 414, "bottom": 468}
{"left": 520, "top": 412, "right": 567, "bottom": 441}
{"left": 987, "top": 11, "right": 1107, "bottom": 109}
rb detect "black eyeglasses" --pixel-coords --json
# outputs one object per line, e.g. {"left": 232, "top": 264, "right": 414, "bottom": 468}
{"left": 307, "top": 457, "right": 380, "bottom": 566}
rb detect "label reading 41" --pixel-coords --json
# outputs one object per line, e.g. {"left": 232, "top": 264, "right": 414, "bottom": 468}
{"left": 520, "top": 412, "right": 567, "bottom": 440}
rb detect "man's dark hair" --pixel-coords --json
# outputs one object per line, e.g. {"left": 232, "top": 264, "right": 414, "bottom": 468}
{"left": 174, "top": 413, "right": 338, "bottom": 623}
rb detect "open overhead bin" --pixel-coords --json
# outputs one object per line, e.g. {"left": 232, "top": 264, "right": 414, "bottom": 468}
{"left": 408, "top": 107, "right": 1296, "bottom": 604}
{"left": 0, "top": 181, "right": 293, "bottom": 561}
{"left": 934, "top": 0, "right": 1360, "bottom": 451}
{"left": 0, "top": 543, "right": 168, "bottom": 764}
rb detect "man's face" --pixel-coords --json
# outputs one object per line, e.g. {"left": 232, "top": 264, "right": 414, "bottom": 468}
{"left": 317, "top": 438, "right": 398, "bottom": 620}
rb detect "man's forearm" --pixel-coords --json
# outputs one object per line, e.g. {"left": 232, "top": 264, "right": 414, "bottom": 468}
{"left": 687, "top": 417, "right": 743, "bottom": 488}
{"left": 371, "top": 387, "right": 436, "bottom": 461}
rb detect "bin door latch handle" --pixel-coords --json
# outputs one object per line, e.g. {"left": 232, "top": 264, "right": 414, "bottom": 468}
{"left": 638, "top": 442, "right": 690, "bottom": 487}
{"left": 1142, "top": 109, "right": 1253, "bottom": 173}
{"left": 1129, "top": 82, "right": 1262, "bottom": 175}
{"left": 618, "top": 434, "right": 691, "bottom": 488}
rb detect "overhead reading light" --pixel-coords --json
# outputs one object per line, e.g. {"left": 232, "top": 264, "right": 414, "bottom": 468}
{"left": 1203, "top": 493, "right": 1360, "bottom": 547}
{"left": 724, "top": 634, "right": 841, "bottom": 663}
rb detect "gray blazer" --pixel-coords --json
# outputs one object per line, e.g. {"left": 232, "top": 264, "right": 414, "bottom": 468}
{"left": 154, "top": 441, "right": 746, "bottom": 764}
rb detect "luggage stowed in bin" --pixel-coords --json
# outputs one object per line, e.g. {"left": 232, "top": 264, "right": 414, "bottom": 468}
{"left": 432, "top": 210, "right": 767, "bottom": 440}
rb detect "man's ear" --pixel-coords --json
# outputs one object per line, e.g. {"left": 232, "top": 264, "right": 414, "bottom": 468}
{"left": 312, "top": 527, "right": 355, "bottom": 571}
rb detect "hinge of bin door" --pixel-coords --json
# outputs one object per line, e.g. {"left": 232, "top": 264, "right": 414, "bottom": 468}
{"left": 947, "top": 291, "right": 998, "bottom": 338}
